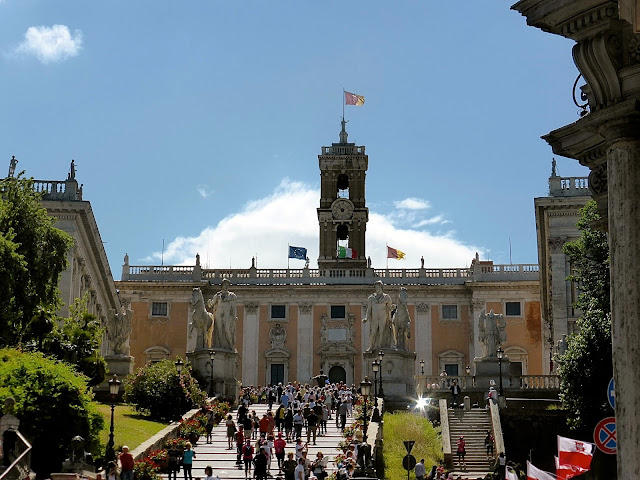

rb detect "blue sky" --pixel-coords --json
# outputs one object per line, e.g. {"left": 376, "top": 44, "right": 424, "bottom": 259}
{"left": 0, "top": 1, "right": 588, "bottom": 276}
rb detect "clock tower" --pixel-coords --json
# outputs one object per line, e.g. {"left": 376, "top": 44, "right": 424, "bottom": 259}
{"left": 317, "top": 119, "right": 369, "bottom": 270}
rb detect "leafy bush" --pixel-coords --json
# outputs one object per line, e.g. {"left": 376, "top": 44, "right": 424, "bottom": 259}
{"left": 0, "top": 348, "right": 103, "bottom": 476}
{"left": 124, "top": 359, "right": 206, "bottom": 420}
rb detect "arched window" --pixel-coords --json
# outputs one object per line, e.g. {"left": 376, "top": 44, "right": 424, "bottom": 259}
{"left": 144, "top": 346, "right": 170, "bottom": 364}
{"left": 504, "top": 346, "right": 528, "bottom": 375}
{"left": 337, "top": 174, "right": 349, "bottom": 198}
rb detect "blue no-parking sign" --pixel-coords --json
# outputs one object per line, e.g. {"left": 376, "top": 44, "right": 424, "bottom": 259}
{"left": 607, "top": 377, "right": 615, "bottom": 409}
{"left": 594, "top": 416, "right": 617, "bottom": 455}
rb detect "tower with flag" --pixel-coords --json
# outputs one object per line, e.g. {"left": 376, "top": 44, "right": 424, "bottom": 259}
{"left": 317, "top": 113, "right": 369, "bottom": 269}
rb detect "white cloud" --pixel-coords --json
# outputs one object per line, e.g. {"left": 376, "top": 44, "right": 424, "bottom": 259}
{"left": 15, "top": 25, "right": 83, "bottom": 64}
{"left": 197, "top": 185, "right": 214, "bottom": 198}
{"left": 147, "top": 179, "right": 483, "bottom": 269}
{"left": 394, "top": 198, "right": 430, "bottom": 210}
{"left": 412, "top": 216, "right": 451, "bottom": 228}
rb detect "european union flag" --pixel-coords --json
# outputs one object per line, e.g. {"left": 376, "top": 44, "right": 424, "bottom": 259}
{"left": 288, "top": 246, "right": 307, "bottom": 260}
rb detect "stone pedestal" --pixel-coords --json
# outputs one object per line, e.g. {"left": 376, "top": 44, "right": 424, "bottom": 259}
{"left": 473, "top": 356, "right": 510, "bottom": 391}
{"left": 364, "top": 348, "right": 416, "bottom": 402}
{"left": 105, "top": 354, "right": 134, "bottom": 377}
{"left": 188, "top": 348, "right": 239, "bottom": 401}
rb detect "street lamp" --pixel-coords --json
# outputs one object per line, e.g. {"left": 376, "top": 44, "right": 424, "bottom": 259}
{"left": 208, "top": 349, "right": 216, "bottom": 398}
{"left": 105, "top": 374, "right": 121, "bottom": 462}
{"left": 496, "top": 347, "right": 504, "bottom": 397}
{"left": 175, "top": 358, "right": 184, "bottom": 420}
{"left": 420, "top": 359, "right": 425, "bottom": 376}
{"left": 360, "top": 377, "right": 372, "bottom": 443}
{"left": 371, "top": 361, "right": 380, "bottom": 422}
{"left": 377, "top": 351, "right": 385, "bottom": 397}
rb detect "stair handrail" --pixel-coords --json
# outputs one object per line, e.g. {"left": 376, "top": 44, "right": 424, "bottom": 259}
{"left": 0, "top": 429, "right": 32, "bottom": 480}
{"left": 489, "top": 400, "right": 505, "bottom": 455}
{"left": 439, "top": 399, "right": 452, "bottom": 468}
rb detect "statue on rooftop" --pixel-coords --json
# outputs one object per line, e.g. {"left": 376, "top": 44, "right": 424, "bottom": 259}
{"left": 189, "top": 288, "right": 214, "bottom": 350}
{"left": 208, "top": 279, "right": 237, "bottom": 351}
{"left": 478, "top": 309, "right": 506, "bottom": 358}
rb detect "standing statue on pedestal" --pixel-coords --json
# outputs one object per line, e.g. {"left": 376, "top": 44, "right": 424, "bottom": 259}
{"left": 478, "top": 309, "right": 506, "bottom": 358}
{"left": 189, "top": 288, "right": 214, "bottom": 350}
{"left": 363, "top": 281, "right": 394, "bottom": 351}
{"left": 106, "top": 302, "right": 133, "bottom": 356}
{"left": 208, "top": 278, "right": 237, "bottom": 351}
{"left": 392, "top": 287, "right": 411, "bottom": 351}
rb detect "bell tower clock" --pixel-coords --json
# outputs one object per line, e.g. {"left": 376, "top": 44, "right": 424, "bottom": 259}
{"left": 317, "top": 119, "right": 369, "bottom": 270}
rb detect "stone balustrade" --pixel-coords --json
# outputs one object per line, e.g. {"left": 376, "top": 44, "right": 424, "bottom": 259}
{"left": 123, "top": 264, "right": 539, "bottom": 284}
{"left": 416, "top": 374, "right": 560, "bottom": 393}
{"left": 549, "top": 175, "right": 590, "bottom": 197}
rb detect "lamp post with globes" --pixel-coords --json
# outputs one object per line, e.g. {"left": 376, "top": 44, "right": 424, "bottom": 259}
{"left": 496, "top": 347, "right": 504, "bottom": 397}
{"left": 377, "top": 351, "right": 385, "bottom": 398}
{"left": 360, "top": 377, "right": 372, "bottom": 443}
{"left": 371, "top": 361, "right": 380, "bottom": 422}
{"left": 105, "top": 374, "right": 121, "bottom": 462}
{"left": 208, "top": 349, "right": 216, "bottom": 397}
{"left": 175, "top": 358, "right": 184, "bottom": 420}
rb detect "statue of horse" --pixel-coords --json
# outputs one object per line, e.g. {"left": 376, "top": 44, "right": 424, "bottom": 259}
{"left": 392, "top": 287, "right": 411, "bottom": 350}
{"left": 189, "top": 288, "right": 214, "bottom": 350}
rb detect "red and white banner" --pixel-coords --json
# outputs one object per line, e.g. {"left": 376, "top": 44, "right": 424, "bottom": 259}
{"left": 527, "top": 461, "right": 556, "bottom": 480}
{"left": 558, "top": 435, "right": 594, "bottom": 470}
{"left": 555, "top": 456, "right": 588, "bottom": 480}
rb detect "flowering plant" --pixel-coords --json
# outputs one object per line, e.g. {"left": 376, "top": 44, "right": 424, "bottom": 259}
{"left": 147, "top": 449, "right": 168, "bottom": 462}
{"left": 133, "top": 459, "right": 161, "bottom": 480}
{"left": 178, "top": 418, "right": 206, "bottom": 437}
{"left": 165, "top": 437, "right": 189, "bottom": 450}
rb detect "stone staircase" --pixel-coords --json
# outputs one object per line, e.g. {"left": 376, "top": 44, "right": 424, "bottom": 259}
{"left": 161, "top": 402, "right": 355, "bottom": 479}
{"left": 447, "top": 408, "right": 496, "bottom": 479}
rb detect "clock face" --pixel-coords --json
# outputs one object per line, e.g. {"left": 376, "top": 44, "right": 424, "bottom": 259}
{"left": 331, "top": 198, "right": 354, "bottom": 220}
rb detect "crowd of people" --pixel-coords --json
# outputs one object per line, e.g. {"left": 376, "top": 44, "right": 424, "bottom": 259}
{"left": 229, "top": 381, "right": 365, "bottom": 480}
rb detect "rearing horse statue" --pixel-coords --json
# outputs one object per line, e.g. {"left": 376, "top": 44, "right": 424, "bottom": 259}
{"left": 189, "top": 288, "right": 214, "bottom": 350}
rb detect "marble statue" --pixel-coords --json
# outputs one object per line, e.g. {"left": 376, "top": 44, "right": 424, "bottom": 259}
{"left": 106, "top": 302, "right": 133, "bottom": 356}
{"left": 478, "top": 309, "right": 506, "bottom": 358}
{"left": 362, "top": 281, "right": 394, "bottom": 351}
{"left": 392, "top": 287, "right": 411, "bottom": 350}
{"left": 208, "top": 278, "right": 237, "bottom": 351}
{"left": 189, "top": 288, "right": 214, "bottom": 350}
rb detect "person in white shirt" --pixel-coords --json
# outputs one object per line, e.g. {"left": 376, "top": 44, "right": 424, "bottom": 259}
{"left": 414, "top": 459, "right": 426, "bottom": 480}
{"left": 294, "top": 458, "right": 306, "bottom": 480}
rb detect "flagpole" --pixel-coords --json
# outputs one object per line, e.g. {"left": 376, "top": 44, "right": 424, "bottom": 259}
{"left": 386, "top": 243, "right": 389, "bottom": 270}
{"left": 288, "top": 243, "right": 290, "bottom": 269}
{"left": 342, "top": 89, "right": 345, "bottom": 121}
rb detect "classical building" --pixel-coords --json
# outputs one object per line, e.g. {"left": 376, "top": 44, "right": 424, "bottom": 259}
{"left": 116, "top": 124, "right": 552, "bottom": 398}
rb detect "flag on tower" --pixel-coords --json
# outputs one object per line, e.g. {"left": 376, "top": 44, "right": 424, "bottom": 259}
{"left": 557, "top": 435, "right": 594, "bottom": 471}
{"left": 337, "top": 246, "right": 358, "bottom": 258}
{"left": 344, "top": 91, "right": 365, "bottom": 106}
{"left": 288, "top": 246, "right": 307, "bottom": 260}
{"left": 387, "top": 246, "right": 406, "bottom": 260}
{"left": 527, "top": 461, "right": 556, "bottom": 480}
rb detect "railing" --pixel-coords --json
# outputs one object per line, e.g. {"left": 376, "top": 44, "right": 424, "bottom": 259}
{"left": 123, "top": 264, "right": 538, "bottom": 284}
{"left": 33, "top": 179, "right": 82, "bottom": 201}
{"left": 549, "top": 176, "right": 590, "bottom": 197}
{"left": 516, "top": 375, "right": 561, "bottom": 389}
{"left": 0, "top": 430, "right": 32, "bottom": 480}
{"left": 417, "top": 374, "right": 559, "bottom": 391}
{"left": 321, "top": 145, "right": 366, "bottom": 155}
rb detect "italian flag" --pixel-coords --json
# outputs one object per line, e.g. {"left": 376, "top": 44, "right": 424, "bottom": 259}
{"left": 338, "top": 246, "right": 358, "bottom": 258}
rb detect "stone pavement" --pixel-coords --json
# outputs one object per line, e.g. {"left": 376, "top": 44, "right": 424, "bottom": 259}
{"left": 162, "top": 402, "right": 354, "bottom": 479}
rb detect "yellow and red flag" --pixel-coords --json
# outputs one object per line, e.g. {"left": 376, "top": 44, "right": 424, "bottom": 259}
{"left": 387, "top": 246, "right": 406, "bottom": 260}
{"left": 344, "top": 91, "right": 365, "bottom": 106}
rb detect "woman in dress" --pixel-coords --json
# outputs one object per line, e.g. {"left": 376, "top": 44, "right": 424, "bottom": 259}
{"left": 226, "top": 414, "right": 236, "bottom": 449}
{"left": 456, "top": 435, "right": 466, "bottom": 468}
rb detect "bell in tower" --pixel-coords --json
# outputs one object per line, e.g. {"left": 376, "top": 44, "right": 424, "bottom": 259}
{"left": 317, "top": 120, "right": 369, "bottom": 270}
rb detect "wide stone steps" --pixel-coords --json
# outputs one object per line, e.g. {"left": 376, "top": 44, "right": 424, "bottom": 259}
{"left": 161, "top": 402, "right": 355, "bottom": 479}
{"left": 447, "top": 408, "right": 496, "bottom": 478}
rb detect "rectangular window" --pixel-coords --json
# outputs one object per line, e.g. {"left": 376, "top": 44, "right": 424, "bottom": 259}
{"left": 271, "top": 305, "right": 286, "bottom": 319}
{"left": 151, "top": 302, "right": 168, "bottom": 316}
{"left": 445, "top": 364, "right": 459, "bottom": 376}
{"left": 270, "top": 364, "right": 285, "bottom": 386}
{"left": 442, "top": 305, "right": 458, "bottom": 320}
{"left": 505, "top": 302, "right": 522, "bottom": 316}
{"left": 331, "top": 305, "right": 346, "bottom": 319}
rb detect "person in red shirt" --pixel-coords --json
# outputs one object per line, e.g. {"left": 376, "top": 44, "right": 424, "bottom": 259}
{"left": 118, "top": 445, "right": 134, "bottom": 480}
{"left": 274, "top": 432, "right": 287, "bottom": 470}
{"left": 259, "top": 414, "right": 270, "bottom": 436}
{"left": 242, "top": 437, "right": 254, "bottom": 479}
{"left": 235, "top": 426, "right": 245, "bottom": 466}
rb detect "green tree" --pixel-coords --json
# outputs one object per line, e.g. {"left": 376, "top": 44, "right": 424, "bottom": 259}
{"left": 43, "top": 294, "right": 108, "bottom": 386}
{"left": 557, "top": 200, "right": 612, "bottom": 430}
{"left": 0, "top": 348, "right": 104, "bottom": 477}
{"left": 0, "top": 174, "right": 73, "bottom": 346}
{"left": 124, "top": 359, "right": 207, "bottom": 420}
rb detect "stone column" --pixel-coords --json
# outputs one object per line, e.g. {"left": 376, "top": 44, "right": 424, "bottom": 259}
{"left": 471, "top": 299, "right": 485, "bottom": 365}
{"left": 242, "top": 303, "right": 259, "bottom": 386}
{"left": 607, "top": 136, "right": 640, "bottom": 479}
{"left": 549, "top": 237, "right": 569, "bottom": 374}
{"left": 297, "top": 303, "right": 314, "bottom": 381}
{"left": 415, "top": 302, "right": 431, "bottom": 375}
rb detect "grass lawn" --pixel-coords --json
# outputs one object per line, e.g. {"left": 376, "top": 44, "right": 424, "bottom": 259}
{"left": 96, "top": 403, "right": 169, "bottom": 452}
{"left": 382, "top": 411, "right": 442, "bottom": 479}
